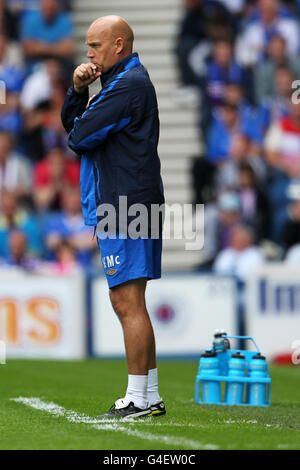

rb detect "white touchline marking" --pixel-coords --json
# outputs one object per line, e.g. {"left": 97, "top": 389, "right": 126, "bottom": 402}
{"left": 10, "top": 397, "right": 218, "bottom": 450}
{"left": 224, "top": 418, "right": 280, "bottom": 429}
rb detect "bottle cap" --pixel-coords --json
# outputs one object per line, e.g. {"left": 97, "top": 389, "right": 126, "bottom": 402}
{"left": 252, "top": 353, "right": 266, "bottom": 360}
{"left": 214, "top": 329, "right": 227, "bottom": 338}
{"left": 201, "top": 351, "right": 217, "bottom": 358}
{"left": 232, "top": 352, "right": 245, "bottom": 359}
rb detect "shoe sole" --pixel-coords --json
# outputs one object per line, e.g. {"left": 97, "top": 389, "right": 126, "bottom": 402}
{"left": 96, "top": 409, "right": 152, "bottom": 420}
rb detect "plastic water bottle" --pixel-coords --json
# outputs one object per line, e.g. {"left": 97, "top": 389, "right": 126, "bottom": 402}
{"left": 200, "top": 351, "right": 221, "bottom": 404}
{"left": 248, "top": 353, "right": 268, "bottom": 406}
{"left": 213, "top": 330, "right": 230, "bottom": 354}
{"left": 226, "top": 352, "right": 245, "bottom": 405}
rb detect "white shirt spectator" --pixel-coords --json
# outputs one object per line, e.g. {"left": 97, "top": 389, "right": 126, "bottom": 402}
{"left": 20, "top": 64, "right": 52, "bottom": 109}
{"left": 218, "top": 0, "right": 245, "bottom": 14}
{"left": 236, "top": 19, "right": 299, "bottom": 66}
{"left": 285, "top": 244, "right": 300, "bottom": 265}
{"left": 214, "top": 246, "right": 265, "bottom": 280}
{"left": 0, "top": 152, "right": 32, "bottom": 193}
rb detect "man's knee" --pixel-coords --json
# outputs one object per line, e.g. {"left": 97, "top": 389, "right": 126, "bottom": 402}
{"left": 110, "top": 294, "right": 131, "bottom": 320}
{"left": 109, "top": 278, "right": 147, "bottom": 320}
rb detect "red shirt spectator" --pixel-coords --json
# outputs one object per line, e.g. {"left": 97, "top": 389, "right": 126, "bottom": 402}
{"left": 33, "top": 146, "right": 80, "bottom": 211}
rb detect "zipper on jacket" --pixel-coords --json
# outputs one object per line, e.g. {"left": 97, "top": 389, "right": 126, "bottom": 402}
{"left": 93, "top": 161, "right": 101, "bottom": 205}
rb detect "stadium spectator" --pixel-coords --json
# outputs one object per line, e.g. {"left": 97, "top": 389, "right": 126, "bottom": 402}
{"left": 20, "top": 58, "right": 68, "bottom": 160}
{"left": 37, "top": 239, "right": 82, "bottom": 275}
{"left": 174, "top": 0, "right": 234, "bottom": 103}
{"left": 191, "top": 154, "right": 216, "bottom": 205}
{"left": 0, "top": 189, "right": 42, "bottom": 258}
{"left": 236, "top": 0, "right": 299, "bottom": 66}
{"left": 254, "top": 35, "right": 300, "bottom": 105}
{"left": 264, "top": 101, "right": 300, "bottom": 179}
{"left": 0, "top": 34, "right": 24, "bottom": 90}
{"left": 7, "top": 0, "right": 71, "bottom": 15}
{"left": 206, "top": 103, "right": 240, "bottom": 165}
{"left": 0, "top": 90, "right": 22, "bottom": 136}
{"left": 285, "top": 243, "right": 300, "bottom": 264}
{"left": 52, "top": 239, "right": 82, "bottom": 274}
{"left": 213, "top": 223, "right": 265, "bottom": 280}
{"left": 21, "top": 101, "right": 48, "bottom": 162}
{"left": 237, "top": 162, "right": 270, "bottom": 240}
{"left": 206, "top": 100, "right": 263, "bottom": 165}
{"left": 33, "top": 146, "right": 79, "bottom": 211}
{"left": 0, "top": 0, "right": 18, "bottom": 40}
{"left": 0, "top": 131, "right": 32, "bottom": 201}
{"left": 217, "top": 0, "right": 246, "bottom": 15}
{"left": 3, "top": 229, "right": 40, "bottom": 271}
{"left": 200, "top": 39, "right": 246, "bottom": 108}
{"left": 20, "top": 0, "right": 74, "bottom": 74}
{"left": 43, "top": 185, "right": 97, "bottom": 269}
{"left": 216, "top": 132, "right": 267, "bottom": 190}
{"left": 201, "top": 190, "right": 242, "bottom": 264}
{"left": 22, "top": 79, "right": 69, "bottom": 162}
{"left": 192, "top": 130, "right": 265, "bottom": 208}
{"left": 281, "top": 198, "right": 300, "bottom": 250}
{"left": 258, "top": 65, "right": 295, "bottom": 130}
{"left": 20, "top": 58, "right": 63, "bottom": 111}
{"left": 217, "top": 190, "right": 242, "bottom": 250}
{"left": 223, "top": 82, "right": 263, "bottom": 144}
{"left": 0, "top": 33, "right": 25, "bottom": 136}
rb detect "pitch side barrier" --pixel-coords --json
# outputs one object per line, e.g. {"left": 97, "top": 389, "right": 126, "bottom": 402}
{"left": 4, "top": 266, "right": 298, "bottom": 360}
{"left": 88, "top": 271, "right": 240, "bottom": 359}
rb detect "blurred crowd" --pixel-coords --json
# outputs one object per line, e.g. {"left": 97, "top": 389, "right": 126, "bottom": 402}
{"left": 3, "top": 0, "right": 300, "bottom": 278}
{"left": 175, "top": 0, "right": 300, "bottom": 277}
{"left": 0, "top": 0, "right": 98, "bottom": 274}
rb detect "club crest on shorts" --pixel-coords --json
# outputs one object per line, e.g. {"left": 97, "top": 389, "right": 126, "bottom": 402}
{"left": 106, "top": 268, "right": 118, "bottom": 276}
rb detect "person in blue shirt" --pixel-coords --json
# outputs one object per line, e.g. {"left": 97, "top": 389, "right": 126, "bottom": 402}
{"left": 207, "top": 102, "right": 263, "bottom": 164}
{"left": 205, "top": 39, "right": 245, "bottom": 108}
{"left": 20, "top": 0, "right": 74, "bottom": 73}
{"left": 61, "top": 16, "right": 165, "bottom": 420}
{"left": 43, "top": 185, "right": 96, "bottom": 269}
{"left": 0, "top": 190, "right": 43, "bottom": 260}
{"left": 0, "top": 34, "right": 25, "bottom": 136}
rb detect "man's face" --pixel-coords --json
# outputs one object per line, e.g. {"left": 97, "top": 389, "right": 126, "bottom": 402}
{"left": 214, "top": 41, "right": 232, "bottom": 68}
{"left": 86, "top": 26, "right": 119, "bottom": 73}
{"left": 1, "top": 192, "right": 16, "bottom": 218}
{"left": 268, "top": 36, "right": 286, "bottom": 61}
{"left": 62, "top": 187, "right": 81, "bottom": 215}
{"left": 231, "top": 228, "right": 252, "bottom": 252}
{"left": 259, "top": 0, "right": 278, "bottom": 24}
{"left": 0, "top": 134, "right": 12, "bottom": 163}
{"left": 275, "top": 68, "right": 292, "bottom": 96}
{"left": 290, "top": 102, "right": 300, "bottom": 121}
{"left": 0, "top": 35, "right": 6, "bottom": 62}
{"left": 41, "top": 0, "right": 58, "bottom": 22}
{"left": 9, "top": 231, "right": 27, "bottom": 260}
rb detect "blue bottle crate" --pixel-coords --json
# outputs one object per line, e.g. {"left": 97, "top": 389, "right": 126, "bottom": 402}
{"left": 194, "top": 335, "right": 272, "bottom": 407}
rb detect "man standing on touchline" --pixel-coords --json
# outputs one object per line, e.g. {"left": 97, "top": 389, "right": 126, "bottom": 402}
{"left": 61, "top": 15, "right": 166, "bottom": 419}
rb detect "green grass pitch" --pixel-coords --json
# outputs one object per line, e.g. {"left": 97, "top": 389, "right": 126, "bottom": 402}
{"left": 0, "top": 359, "right": 299, "bottom": 450}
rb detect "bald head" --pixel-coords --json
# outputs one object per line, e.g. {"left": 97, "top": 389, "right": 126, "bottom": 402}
{"left": 90, "top": 16, "right": 134, "bottom": 46}
{"left": 86, "top": 16, "right": 134, "bottom": 73}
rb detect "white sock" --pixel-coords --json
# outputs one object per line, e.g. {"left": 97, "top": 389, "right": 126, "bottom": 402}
{"left": 125, "top": 374, "right": 148, "bottom": 409}
{"left": 147, "top": 368, "right": 162, "bottom": 406}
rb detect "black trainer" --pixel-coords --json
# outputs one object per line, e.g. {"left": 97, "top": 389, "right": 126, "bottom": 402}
{"left": 150, "top": 400, "right": 166, "bottom": 417}
{"left": 96, "top": 398, "right": 152, "bottom": 420}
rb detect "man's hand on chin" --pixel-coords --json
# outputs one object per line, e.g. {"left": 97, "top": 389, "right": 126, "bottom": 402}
{"left": 73, "top": 63, "right": 102, "bottom": 94}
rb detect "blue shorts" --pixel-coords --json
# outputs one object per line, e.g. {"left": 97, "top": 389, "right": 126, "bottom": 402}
{"left": 97, "top": 235, "right": 162, "bottom": 288}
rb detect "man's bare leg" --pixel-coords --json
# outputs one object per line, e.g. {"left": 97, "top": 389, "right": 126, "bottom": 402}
{"left": 109, "top": 277, "right": 156, "bottom": 374}
{"left": 96, "top": 277, "right": 165, "bottom": 417}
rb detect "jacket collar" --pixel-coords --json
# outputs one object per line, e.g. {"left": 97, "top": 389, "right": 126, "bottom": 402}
{"left": 100, "top": 52, "right": 140, "bottom": 86}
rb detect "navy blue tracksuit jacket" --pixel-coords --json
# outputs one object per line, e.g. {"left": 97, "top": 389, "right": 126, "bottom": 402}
{"left": 61, "top": 53, "right": 164, "bottom": 230}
